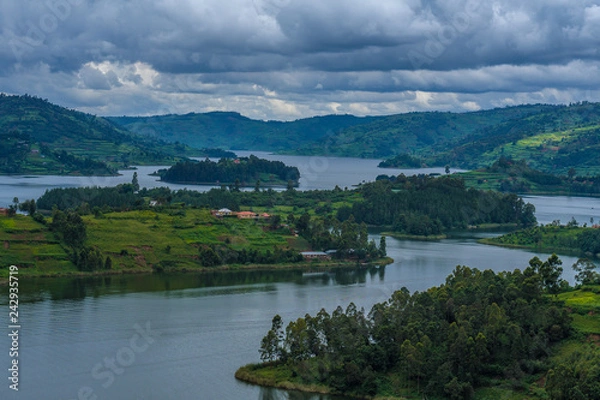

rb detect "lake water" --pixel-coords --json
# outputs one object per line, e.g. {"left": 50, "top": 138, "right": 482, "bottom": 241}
{"left": 1, "top": 154, "right": 599, "bottom": 400}
{"left": 1, "top": 152, "right": 599, "bottom": 225}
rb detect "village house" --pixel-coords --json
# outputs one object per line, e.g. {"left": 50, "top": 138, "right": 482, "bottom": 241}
{"left": 236, "top": 211, "right": 257, "bottom": 219}
{"left": 212, "top": 208, "right": 233, "bottom": 217}
{"left": 300, "top": 251, "right": 331, "bottom": 261}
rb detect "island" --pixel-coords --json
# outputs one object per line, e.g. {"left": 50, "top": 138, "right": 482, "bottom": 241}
{"left": 155, "top": 154, "right": 300, "bottom": 188}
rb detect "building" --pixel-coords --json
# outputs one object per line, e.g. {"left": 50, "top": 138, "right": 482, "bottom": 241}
{"left": 300, "top": 251, "right": 331, "bottom": 260}
{"left": 236, "top": 211, "right": 257, "bottom": 219}
{"left": 213, "top": 208, "right": 233, "bottom": 217}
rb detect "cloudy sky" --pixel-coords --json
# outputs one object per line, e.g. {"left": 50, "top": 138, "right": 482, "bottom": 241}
{"left": 1, "top": 0, "right": 600, "bottom": 120}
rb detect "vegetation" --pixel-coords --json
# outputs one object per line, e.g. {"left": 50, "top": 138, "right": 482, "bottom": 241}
{"left": 2, "top": 187, "right": 388, "bottom": 277}
{"left": 108, "top": 112, "right": 375, "bottom": 153}
{"left": 459, "top": 157, "right": 600, "bottom": 195}
{"left": 481, "top": 221, "right": 600, "bottom": 259}
{"left": 36, "top": 174, "right": 535, "bottom": 239}
{"left": 238, "top": 255, "right": 599, "bottom": 399}
{"left": 156, "top": 155, "right": 300, "bottom": 187}
{"left": 428, "top": 102, "right": 600, "bottom": 175}
{"left": 378, "top": 153, "right": 424, "bottom": 168}
{"left": 344, "top": 175, "right": 536, "bottom": 236}
{"left": 0, "top": 207, "right": 302, "bottom": 277}
{"left": 0, "top": 94, "right": 200, "bottom": 175}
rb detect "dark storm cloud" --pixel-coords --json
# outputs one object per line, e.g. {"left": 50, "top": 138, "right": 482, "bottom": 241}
{"left": 1, "top": 0, "right": 600, "bottom": 119}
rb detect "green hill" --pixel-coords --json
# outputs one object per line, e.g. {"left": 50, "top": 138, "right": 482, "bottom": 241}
{"left": 0, "top": 94, "right": 198, "bottom": 175}
{"left": 457, "top": 157, "right": 600, "bottom": 196}
{"left": 110, "top": 103, "right": 600, "bottom": 174}
{"left": 8, "top": 94, "right": 600, "bottom": 176}
{"left": 430, "top": 102, "right": 600, "bottom": 174}
{"left": 295, "top": 104, "right": 558, "bottom": 158}
{"left": 108, "top": 112, "right": 375, "bottom": 152}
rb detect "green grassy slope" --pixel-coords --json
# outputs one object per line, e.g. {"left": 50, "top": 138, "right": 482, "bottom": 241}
{"left": 430, "top": 102, "right": 600, "bottom": 174}
{"left": 0, "top": 94, "right": 197, "bottom": 175}
{"left": 295, "top": 104, "right": 558, "bottom": 158}
{"left": 0, "top": 209, "right": 311, "bottom": 277}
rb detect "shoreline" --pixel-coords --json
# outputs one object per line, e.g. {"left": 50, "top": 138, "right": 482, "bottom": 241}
{"left": 0, "top": 257, "right": 394, "bottom": 285}
{"left": 235, "top": 363, "right": 399, "bottom": 400}
{"left": 478, "top": 237, "right": 585, "bottom": 258}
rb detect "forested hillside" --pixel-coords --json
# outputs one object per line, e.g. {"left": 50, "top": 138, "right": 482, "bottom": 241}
{"left": 110, "top": 102, "right": 600, "bottom": 175}
{"left": 0, "top": 94, "right": 196, "bottom": 174}
{"left": 458, "top": 157, "right": 600, "bottom": 195}
{"left": 430, "top": 102, "right": 600, "bottom": 174}
{"left": 108, "top": 112, "right": 374, "bottom": 152}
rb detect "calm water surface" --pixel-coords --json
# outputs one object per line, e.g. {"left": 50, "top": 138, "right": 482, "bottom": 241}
{"left": 1, "top": 154, "right": 598, "bottom": 399}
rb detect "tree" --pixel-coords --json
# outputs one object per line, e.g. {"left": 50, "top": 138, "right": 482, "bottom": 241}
{"left": 18, "top": 199, "right": 36, "bottom": 216}
{"left": 132, "top": 172, "right": 140, "bottom": 191}
{"left": 199, "top": 246, "right": 221, "bottom": 266}
{"left": 104, "top": 256, "right": 113, "bottom": 270}
{"left": 379, "top": 235, "right": 387, "bottom": 257}
{"left": 51, "top": 210, "right": 87, "bottom": 249}
{"left": 572, "top": 258, "right": 600, "bottom": 286}
{"left": 259, "top": 329, "right": 279, "bottom": 362}
{"left": 296, "top": 213, "right": 311, "bottom": 233}
{"left": 259, "top": 315, "right": 286, "bottom": 362}
{"left": 527, "top": 254, "right": 564, "bottom": 295}
{"left": 269, "top": 214, "right": 281, "bottom": 229}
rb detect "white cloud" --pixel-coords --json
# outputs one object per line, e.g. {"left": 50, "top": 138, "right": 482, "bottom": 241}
{"left": 0, "top": 0, "right": 600, "bottom": 120}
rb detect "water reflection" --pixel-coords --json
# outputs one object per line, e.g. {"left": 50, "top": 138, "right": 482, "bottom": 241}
{"left": 11, "top": 266, "right": 387, "bottom": 305}
{"left": 259, "top": 387, "right": 345, "bottom": 400}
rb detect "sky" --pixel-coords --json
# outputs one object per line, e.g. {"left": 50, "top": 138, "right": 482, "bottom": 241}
{"left": 1, "top": 0, "right": 600, "bottom": 121}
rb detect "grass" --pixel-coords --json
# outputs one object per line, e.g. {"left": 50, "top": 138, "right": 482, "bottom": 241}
{"left": 0, "top": 214, "right": 74, "bottom": 276}
{"left": 82, "top": 209, "right": 295, "bottom": 270}
{"left": 1, "top": 208, "right": 379, "bottom": 279}
{"left": 554, "top": 286, "right": 600, "bottom": 335}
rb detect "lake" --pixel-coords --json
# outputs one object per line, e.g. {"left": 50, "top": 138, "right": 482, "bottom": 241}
{"left": 1, "top": 154, "right": 599, "bottom": 400}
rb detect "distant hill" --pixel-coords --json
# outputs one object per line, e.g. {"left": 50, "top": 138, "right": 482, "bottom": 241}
{"left": 293, "top": 104, "right": 561, "bottom": 158}
{"left": 0, "top": 94, "right": 198, "bottom": 175}
{"left": 428, "top": 102, "right": 600, "bottom": 174}
{"left": 6, "top": 94, "right": 600, "bottom": 176}
{"left": 108, "top": 112, "right": 375, "bottom": 152}
{"left": 110, "top": 103, "right": 600, "bottom": 174}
